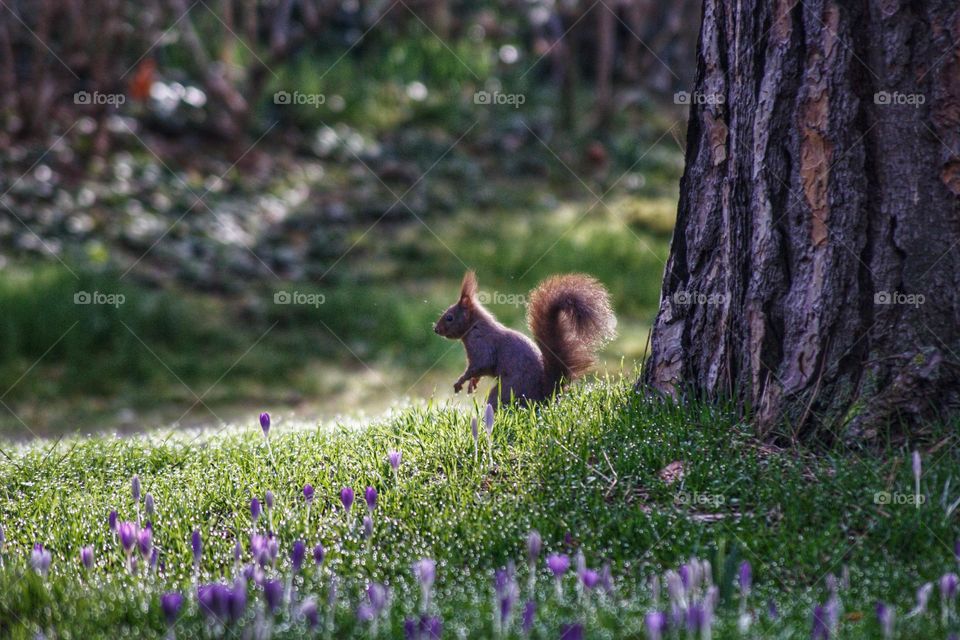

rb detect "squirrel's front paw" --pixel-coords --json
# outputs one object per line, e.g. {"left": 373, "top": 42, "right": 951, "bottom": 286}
{"left": 453, "top": 381, "right": 464, "bottom": 393}
{"left": 467, "top": 377, "right": 479, "bottom": 393}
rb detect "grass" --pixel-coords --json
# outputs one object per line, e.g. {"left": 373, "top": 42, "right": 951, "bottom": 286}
{"left": 0, "top": 186, "right": 672, "bottom": 437}
{"left": 0, "top": 378, "right": 958, "bottom": 638}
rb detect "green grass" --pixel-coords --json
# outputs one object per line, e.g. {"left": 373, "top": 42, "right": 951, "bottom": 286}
{"left": 0, "top": 187, "right": 673, "bottom": 437}
{"left": 0, "top": 379, "right": 958, "bottom": 638}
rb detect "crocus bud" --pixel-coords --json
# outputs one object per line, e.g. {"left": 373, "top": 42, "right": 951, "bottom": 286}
{"left": 739, "top": 560, "right": 752, "bottom": 594}
{"left": 484, "top": 403, "right": 495, "bottom": 436}
{"left": 161, "top": 591, "right": 183, "bottom": 626}
{"left": 522, "top": 600, "right": 536, "bottom": 634}
{"left": 363, "top": 515, "right": 374, "bottom": 539}
{"left": 645, "top": 611, "right": 667, "bottom": 640}
{"left": 340, "top": 487, "right": 354, "bottom": 513}
{"left": 118, "top": 521, "right": 137, "bottom": 551}
{"left": 313, "top": 543, "right": 325, "bottom": 566}
{"left": 291, "top": 540, "right": 306, "bottom": 573}
{"left": 388, "top": 450, "right": 401, "bottom": 471}
{"left": 259, "top": 412, "right": 271, "bottom": 436}
{"left": 527, "top": 531, "right": 542, "bottom": 564}
{"left": 131, "top": 475, "right": 141, "bottom": 503}
{"left": 265, "top": 491, "right": 275, "bottom": 511}
{"left": 145, "top": 494, "right": 155, "bottom": 516}
{"left": 365, "top": 486, "right": 378, "bottom": 512}
{"left": 108, "top": 510, "right": 118, "bottom": 532}
{"left": 191, "top": 529, "right": 202, "bottom": 565}
{"left": 413, "top": 558, "right": 436, "bottom": 588}
{"left": 912, "top": 450, "right": 921, "bottom": 478}
{"left": 471, "top": 417, "right": 479, "bottom": 443}
{"left": 301, "top": 597, "right": 319, "bottom": 628}
{"left": 80, "top": 546, "right": 94, "bottom": 569}
{"left": 251, "top": 497, "right": 261, "bottom": 521}
{"left": 303, "top": 484, "right": 315, "bottom": 505}
{"left": 138, "top": 527, "right": 153, "bottom": 559}
{"left": 263, "top": 579, "right": 283, "bottom": 614}
{"left": 31, "top": 543, "right": 52, "bottom": 576}
{"left": 875, "top": 601, "right": 894, "bottom": 638}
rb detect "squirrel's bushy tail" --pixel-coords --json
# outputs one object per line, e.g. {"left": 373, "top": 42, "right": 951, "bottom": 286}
{"left": 527, "top": 274, "right": 616, "bottom": 394}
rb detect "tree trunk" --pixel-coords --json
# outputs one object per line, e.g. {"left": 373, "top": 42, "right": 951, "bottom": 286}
{"left": 641, "top": 0, "right": 960, "bottom": 441}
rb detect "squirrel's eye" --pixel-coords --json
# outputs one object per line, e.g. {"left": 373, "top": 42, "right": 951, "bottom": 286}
{"left": 445, "top": 314, "right": 453, "bottom": 322}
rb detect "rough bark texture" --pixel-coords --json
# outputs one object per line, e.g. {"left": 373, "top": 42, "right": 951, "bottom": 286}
{"left": 641, "top": 0, "right": 960, "bottom": 440}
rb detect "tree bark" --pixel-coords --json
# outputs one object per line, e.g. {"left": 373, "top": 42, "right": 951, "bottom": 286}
{"left": 641, "top": 0, "right": 960, "bottom": 441}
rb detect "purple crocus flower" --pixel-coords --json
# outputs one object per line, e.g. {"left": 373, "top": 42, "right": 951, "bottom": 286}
{"left": 908, "top": 582, "right": 933, "bottom": 617}
{"left": 471, "top": 416, "right": 479, "bottom": 445}
{"left": 420, "top": 616, "right": 443, "bottom": 639}
{"left": 363, "top": 515, "right": 374, "bottom": 539}
{"left": 303, "top": 484, "right": 315, "bottom": 505}
{"left": 138, "top": 527, "right": 153, "bottom": 559}
{"left": 559, "top": 623, "right": 584, "bottom": 640}
{"left": 495, "top": 564, "right": 519, "bottom": 625}
{"left": 145, "top": 494, "right": 155, "bottom": 516}
{"left": 941, "top": 572, "right": 959, "bottom": 599}
{"left": 251, "top": 534, "right": 269, "bottom": 566}
{"left": 768, "top": 600, "right": 779, "bottom": 620}
{"left": 161, "top": 591, "right": 183, "bottom": 626}
{"left": 484, "top": 403, "right": 495, "bottom": 435}
{"left": 229, "top": 578, "right": 247, "bottom": 622}
{"left": 547, "top": 553, "right": 570, "bottom": 577}
{"left": 118, "top": 521, "right": 137, "bottom": 552}
{"left": 811, "top": 605, "right": 830, "bottom": 640}
{"left": 108, "top": 510, "right": 118, "bottom": 532}
{"left": 686, "top": 604, "right": 706, "bottom": 634}
{"left": 368, "top": 582, "right": 388, "bottom": 612}
{"left": 579, "top": 568, "right": 600, "bottom": 590}
{"left": 251, "top": 497, "right": 261, "bottom": 522}
{"left": 678, "top": 563, "right": 691, "bottom": 590}
{"left": 340, "top": 487, "right": 354, "bottom": 513}
{"left": 131, "top": 475, "right": 141, "bottom": 503}
{"left": 414, "top": 558, "right": 437, "bottom": 587}
{"left": 80, "top": 546, "right": 94, "bottom": 569}
{"left": 265, "top": 490, "right": 275, "bottom": 511}
{"left": 365, "top": 486, "right": 378, "bottom": 511}
{"left": 313, "top": 543, "right": 325, "bottom": 566}
{"left": 522, "top": 600, "right": 536, "bottom": 634}
{"left": 739, "top": 560, "right": 752, "bottom": 594}
{"left": 645, "top": 611, "right": 667, "bottom": 640}
{"left": 875, "top": 601, "right": 894, "bottom": 638}
{"left": 527, "top": 531, "right": 542, "bottom": 564}
{"left": 259, "top": 412, "right": 271, "bottom": 436}
{"left": 388, "top": 450, "right": 401, "bottom": 472}
{"left": 31, "top": 543, "right": 52, "bottom": 576}
{"left": 263, "top": 579, "right": 283, "bottom": 614}
{"left": 267, "top": 537, "right": 279, "bottom": 566}
{"left": 191, "top": 529, "right": 202, "bottom": 565}
{"left": 301, "top": 597, "right": 319, "bottom": 628}
{"left": 291, "top": 540, "right": 306, "bottom": 573}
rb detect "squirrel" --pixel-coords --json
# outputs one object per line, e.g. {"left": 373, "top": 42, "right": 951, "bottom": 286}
{"left": 434, "top": 271, "right": 616, "bottom": 409}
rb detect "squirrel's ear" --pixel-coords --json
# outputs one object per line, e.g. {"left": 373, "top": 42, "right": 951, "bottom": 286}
{"left": 459, "top": 270, "right": 477, "bottom": 307}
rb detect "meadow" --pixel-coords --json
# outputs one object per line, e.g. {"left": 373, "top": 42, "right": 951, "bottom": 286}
{"left": 1, "top": 381, "right": 958, "bottom": 638}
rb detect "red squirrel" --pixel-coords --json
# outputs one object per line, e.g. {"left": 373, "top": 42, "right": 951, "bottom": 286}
{"left": 434, "top": 271, "right": 616, "bottom": 409}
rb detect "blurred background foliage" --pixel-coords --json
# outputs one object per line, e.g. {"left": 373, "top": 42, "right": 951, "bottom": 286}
{"left": 0, "top": 0, "right": 699, "bottom": 436}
